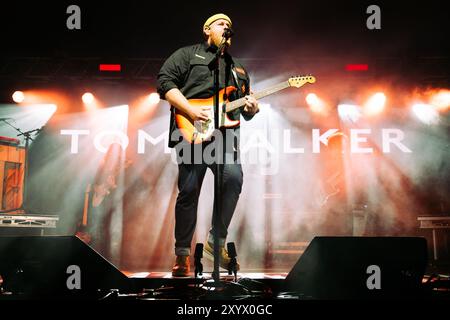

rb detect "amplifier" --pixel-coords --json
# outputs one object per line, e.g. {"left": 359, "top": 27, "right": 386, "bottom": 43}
{"left": 0, "top": 142, "right": 25, "bottom": 211}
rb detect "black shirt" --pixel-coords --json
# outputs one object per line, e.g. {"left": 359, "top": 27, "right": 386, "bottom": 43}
{"left": 157, "top": 42, "right": 254, "bottom": 148}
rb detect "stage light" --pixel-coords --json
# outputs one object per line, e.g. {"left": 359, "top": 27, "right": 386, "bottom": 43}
{"left": 337, "top": 104, "right": 361, "bottom": 122}
{"left": 412, "top": 103, "right": 439, "bottom": 125}
{"left": 305, "top": 93, "right": 326, "bottom": 114}
{"left": 430, "top": 89, "right": 450, "bottom": 111}
{"left": 148, "top": 92, "right": 160, "bottom": 105}
{"left": 12, "top": 91, "right": 25, "bottom": 103}
{"left": 305, "top": 93, "right": 319, "bottom": 105}
{"left": 129, "top": 92, "right": 161, "bottom": 123}
{"left": 364, "top": 92, "right": 386, "bottom": 116}
{"left": 82, "top": 92, "right": 95, "bottom": 104}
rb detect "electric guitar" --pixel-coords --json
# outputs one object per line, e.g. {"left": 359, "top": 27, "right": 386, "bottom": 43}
{"left": 75, "top": 183, "right": 93, "bottom": 244}
{"left": 75, "top": 159, "right": 131, "bottom": 244}
{"left": 174, "top": 75, "right": 316, "bottom": 144}
{"left": 316, "top": 170, "right": 342, "bottom": 208}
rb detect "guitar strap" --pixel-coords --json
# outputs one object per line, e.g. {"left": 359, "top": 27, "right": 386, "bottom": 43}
{"left": 225, "top": 60, "right": 245, "bottom": 102}
{"left": 231, "top": 65, "right": 243, "bottom": 97}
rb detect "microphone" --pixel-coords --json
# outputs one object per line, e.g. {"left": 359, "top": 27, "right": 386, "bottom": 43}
{"left": 223, "top": 27, "right": 234, "bottom": 39}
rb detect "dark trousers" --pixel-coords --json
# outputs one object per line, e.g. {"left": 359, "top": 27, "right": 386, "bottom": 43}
{"left": 174, "top": 143, "right": 243, "bottom": 255}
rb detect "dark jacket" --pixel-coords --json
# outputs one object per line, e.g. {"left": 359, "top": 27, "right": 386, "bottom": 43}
{"left": 157, "top": 42, "right": 255, "bottom": 148}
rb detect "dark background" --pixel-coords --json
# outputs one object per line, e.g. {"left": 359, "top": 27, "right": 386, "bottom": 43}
{"left": 0, "top": 0, "right": 448, "bottom": 57}
{"left": 0, "top": 0, "right": 448, "bottom": 98}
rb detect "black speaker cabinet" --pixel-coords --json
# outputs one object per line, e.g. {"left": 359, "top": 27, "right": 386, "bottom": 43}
{"left": 0, "top": 236, "right": 129, "bottom": 297}
{"left": 285, "top": 236, "right": 428, "bottom": 299}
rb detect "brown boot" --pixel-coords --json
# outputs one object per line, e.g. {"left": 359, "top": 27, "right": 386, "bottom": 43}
{"left": 172, "top": 255, "right": 190, "bottom": 277}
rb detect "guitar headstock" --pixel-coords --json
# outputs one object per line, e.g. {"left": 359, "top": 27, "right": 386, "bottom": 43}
{"left": 288, "top": 75, "right": 316, "bottom": 88}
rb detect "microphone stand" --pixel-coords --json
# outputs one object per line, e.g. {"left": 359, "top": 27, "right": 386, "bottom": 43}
{"left": 210, "top": 33, "right": 231, "bottom": 285}
{"left": 0, "top": 119, "right": 41, "bottom": 214}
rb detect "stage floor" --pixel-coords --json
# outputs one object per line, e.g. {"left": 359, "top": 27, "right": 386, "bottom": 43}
{"left": 123, "top": 270, "right": 288, "bottom": 279}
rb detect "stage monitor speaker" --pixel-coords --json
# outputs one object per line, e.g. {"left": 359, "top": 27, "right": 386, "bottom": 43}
{"left": 0, "top": 236, "right": 129, "bottom": 297}
{"left": 284, "top": 236, "right": 428, "bottom": 299}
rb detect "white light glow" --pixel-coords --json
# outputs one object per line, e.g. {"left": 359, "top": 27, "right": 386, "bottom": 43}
{"left": 338, "top": 104, "right": 361, "bottom": 122}
{"left": 412, "top": 103, "right": 439, "bottom": 125}
{"left": 148, "top": 93, "right": 160, "bottom": 105}
{"left": 364, "top": 92, "right": 386, "bottom": 116}
{"left": 12, "top": 91, "right": 25, "bottom": 103}
{"left": 82, "top": 92, "right": 95, "bottom": 104}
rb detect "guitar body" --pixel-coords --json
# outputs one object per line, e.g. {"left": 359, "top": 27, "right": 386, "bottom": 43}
{"left": 174, "top": 75, "right": 316, "bottom": 144}
{"left": 174, "top": 86, "right": 240, "bottom": 144}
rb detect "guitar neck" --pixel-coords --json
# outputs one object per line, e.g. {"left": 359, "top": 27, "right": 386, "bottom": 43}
{"left": 82, "top": 183, "right": 92, "bottom": 226}
{"left": 225, "top": 81, "right": 290, "bottom": 113}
